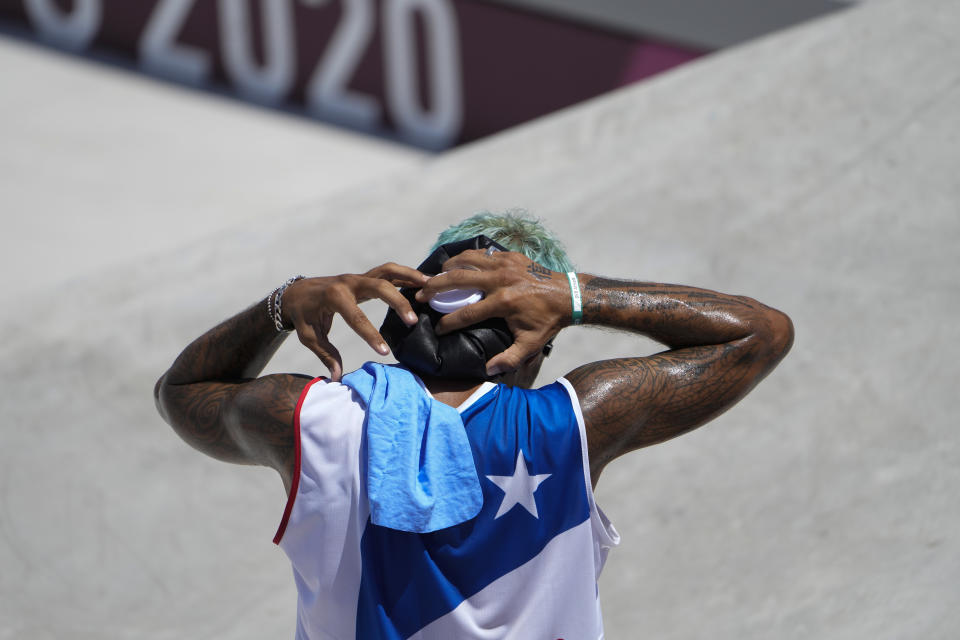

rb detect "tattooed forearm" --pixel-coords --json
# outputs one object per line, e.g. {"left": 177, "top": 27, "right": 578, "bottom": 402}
{"left": 566, "top": 274, "right": 794, "bottom": 483}
{"left": 163, "top": 298, "right": 288, "bottom": 386}
{"left": 580, "top": 276, "right": 774, "bottom": 349}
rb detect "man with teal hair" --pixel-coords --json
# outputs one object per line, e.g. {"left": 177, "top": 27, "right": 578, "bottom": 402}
{"left": 156, "top": 212, "right": 793, "bottom": 639}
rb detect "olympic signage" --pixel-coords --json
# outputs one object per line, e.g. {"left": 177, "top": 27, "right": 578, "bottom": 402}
{"left": 0, "top": 0, "right": 701, "bottom": 149}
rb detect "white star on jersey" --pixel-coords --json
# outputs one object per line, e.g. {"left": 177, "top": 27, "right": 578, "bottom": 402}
{"left": 486, "top": 451, "right": 552, "bottom": 519}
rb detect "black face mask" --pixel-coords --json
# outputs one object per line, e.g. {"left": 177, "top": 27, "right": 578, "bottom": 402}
{"left": 379, "top": 235, "right": 512, "bottom": 381}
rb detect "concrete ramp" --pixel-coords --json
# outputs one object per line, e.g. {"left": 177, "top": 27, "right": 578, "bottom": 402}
{"left": 2, "top": 0, "right": 958, "bottom": 637}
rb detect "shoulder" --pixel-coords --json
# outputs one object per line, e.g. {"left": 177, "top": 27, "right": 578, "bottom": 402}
{"left": 296, "top": 377, "right": 366, "bottom": 436}
{"left": 517, "top": 379, "right": 582, "bottom": 419}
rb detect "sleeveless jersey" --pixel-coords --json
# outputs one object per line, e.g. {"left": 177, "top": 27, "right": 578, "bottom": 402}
{"left": 273, "top": 374, "right": 620, "bottom": 640}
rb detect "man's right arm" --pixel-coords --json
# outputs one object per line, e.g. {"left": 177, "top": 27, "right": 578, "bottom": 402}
{"left": 415, "top": 251, "right": 794, "bottom": 485}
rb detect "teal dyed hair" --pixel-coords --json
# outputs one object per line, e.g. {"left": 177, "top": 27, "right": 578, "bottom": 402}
{"left": 431, "top": 210, "right": 573, "bottom": 273}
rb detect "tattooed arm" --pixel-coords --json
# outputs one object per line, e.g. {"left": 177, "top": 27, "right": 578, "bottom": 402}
{"left": 415, "top": 251, "right": 793, "bottom": 484}
{"left": 565, "top": 277, "right": 793, "bottom": 482}
{"left": 154, "top": 264, "right": 426, "bottom": 491}
{"left": 153, "top": 298, "right": 308, "bottom": 490}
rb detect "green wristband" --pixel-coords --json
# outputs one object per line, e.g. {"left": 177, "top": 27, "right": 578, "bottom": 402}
{"left": 566, "top": 272, "right": 583, "bottom": 325}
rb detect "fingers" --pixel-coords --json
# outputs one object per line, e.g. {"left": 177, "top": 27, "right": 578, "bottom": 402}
{"left": 363, "top": 278, "right": 419, "bottom": 326}
{"left": 315, "top": 335, "right": 344, "bottom": 382}
{"left": 289, "top": 271, "right": 427, "bottom": 376}
{"left": 414, "top": 269, "right": 493, "bottom": 302}
{"left": 415, "top": 250, "right": 531, "bottom": 302}
{"left": 487, "top": 324, "right": 556, "bottom": 376}
{"left": 484, "top": 335, "right": 545, "bottom": 376}
{"left": 434, "top": 298, "right": 499, "bottom": 334}
{"left": 365, "top": 262, "right": 429, "bottom": 288}
{"left": 334, "top": 293, "right": 392, "bottom": 356}
{"left": 294, "top": 319, "right": 344, "bottom": 381}
{"left": 441, "top": 248, "right": 500, "bottom": 271}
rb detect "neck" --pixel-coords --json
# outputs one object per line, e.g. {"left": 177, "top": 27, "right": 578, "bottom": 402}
{"left": 418, "top": 374, "right": 485, "bottom": 409}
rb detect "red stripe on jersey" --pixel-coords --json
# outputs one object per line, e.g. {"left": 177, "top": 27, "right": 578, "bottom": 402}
{"left": 273, "top": 377, "right": 326, "bottom": 545}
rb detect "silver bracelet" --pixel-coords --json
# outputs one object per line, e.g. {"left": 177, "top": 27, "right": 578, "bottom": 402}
{"left": 269, "top": 276, "right": 304, "bottom": 332}
{"left": 266, "top": 286, "right": 276, "bottom": 323}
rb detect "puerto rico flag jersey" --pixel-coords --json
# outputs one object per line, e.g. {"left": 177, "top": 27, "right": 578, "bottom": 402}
{"left": 274, "top": 372, "right": 620, "bottom": 639}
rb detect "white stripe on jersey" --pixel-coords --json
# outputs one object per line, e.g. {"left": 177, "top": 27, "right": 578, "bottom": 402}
{"left": 410, "top": 520, "right": 604, "bottom": 639}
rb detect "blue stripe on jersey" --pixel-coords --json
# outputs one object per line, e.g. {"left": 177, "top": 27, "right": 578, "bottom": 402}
{"left": 355, "top": 382, "right": 590, "bottom": 639}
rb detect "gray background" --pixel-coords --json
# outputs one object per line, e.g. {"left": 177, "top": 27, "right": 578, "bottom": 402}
{"left": 1, "top": 0, "right": 958, "bottom": 637}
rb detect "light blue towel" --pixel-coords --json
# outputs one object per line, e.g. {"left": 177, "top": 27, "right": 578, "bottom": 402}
{"left": 341, "top": 362, "right": 483, "bottom": 533}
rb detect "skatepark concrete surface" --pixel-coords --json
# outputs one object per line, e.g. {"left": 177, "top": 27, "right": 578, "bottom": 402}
{"left": 1, "top": 0, "right": 958, "bottom": 637}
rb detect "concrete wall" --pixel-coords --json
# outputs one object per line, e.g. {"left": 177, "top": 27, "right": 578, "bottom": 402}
{"left": 1, "top": 0, "right": 957, "bottom": 637}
